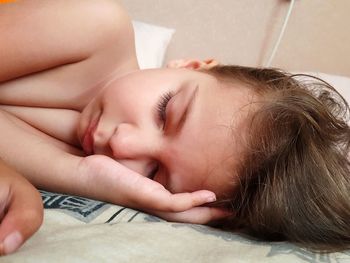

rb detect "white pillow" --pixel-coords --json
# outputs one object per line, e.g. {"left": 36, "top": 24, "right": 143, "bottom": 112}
{"left": 132, "top": 21, "right": 175, "bottom": 69}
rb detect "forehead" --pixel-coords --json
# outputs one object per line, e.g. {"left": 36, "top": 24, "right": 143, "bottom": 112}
{"left": 113, "top": 68, "right": 215, "bottom": 85}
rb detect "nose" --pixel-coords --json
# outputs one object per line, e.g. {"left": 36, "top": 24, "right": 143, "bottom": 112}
{"left": 108, "top": 123, "right": 160, "bottom": 177}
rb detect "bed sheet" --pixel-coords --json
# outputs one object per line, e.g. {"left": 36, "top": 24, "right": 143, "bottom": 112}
{"left": 1, "top": 190, "right": 349, "bottom": 263}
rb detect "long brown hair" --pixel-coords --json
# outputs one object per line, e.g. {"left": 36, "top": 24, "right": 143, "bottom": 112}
{"left": 208, "top": 65, "right": 350, "bottom": 252}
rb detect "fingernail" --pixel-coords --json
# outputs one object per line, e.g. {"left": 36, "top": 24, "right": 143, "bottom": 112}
{"left": 206, "top": 195, "right": 216, "bottom": 203}
{"left": 3, "top": 231, "right": 22, "bottom": 255}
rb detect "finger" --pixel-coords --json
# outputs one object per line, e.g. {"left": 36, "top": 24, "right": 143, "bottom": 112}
{"left": 93, "top": 157, "right": 217, "bottom": 212}
{"left": 82, "top": 156, "right": 216, "bottom": 212}
{"left": 151, "top": 207, "right": 233, "bottom": 224}
{"left": 0, "top": 182, "right": 43, "bottom": 255}
{"left": 143, "top": 189, "right": 217, "bottom": 212}
{"left": 118, "top": 172, "right": 217, "bottom": 212}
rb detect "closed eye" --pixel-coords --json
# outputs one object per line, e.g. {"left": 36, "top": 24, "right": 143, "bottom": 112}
{"left": 156, "top": 91, "right": 174, "bottom": 128}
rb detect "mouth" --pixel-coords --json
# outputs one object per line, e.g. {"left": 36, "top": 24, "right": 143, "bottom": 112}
{"left": 81, "top": 114, "right": 101, "bottom": 155}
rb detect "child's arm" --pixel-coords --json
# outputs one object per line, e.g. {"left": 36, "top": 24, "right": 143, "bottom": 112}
{"left": 0, "top": 0, "right": 226, "bottom": 223}
{"left": 0, "top": 109, "right": 224, "bottom": 222}
{"left": 0, "top": 159, "right": 43, "bottom": 255}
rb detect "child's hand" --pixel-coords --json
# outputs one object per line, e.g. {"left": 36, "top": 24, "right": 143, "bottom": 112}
{"left": 146, "top": 206, "right": 232, "bottom": 224}
{"left": 0, "top": 160, "right": 43, "bottom": 256}
{"left": 78, "top": 155, "right": 223, "bottom": 221}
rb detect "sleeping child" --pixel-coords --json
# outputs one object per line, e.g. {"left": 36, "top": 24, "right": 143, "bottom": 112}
{"left": 0, "top": 0, "right": 349, "bottom": 255}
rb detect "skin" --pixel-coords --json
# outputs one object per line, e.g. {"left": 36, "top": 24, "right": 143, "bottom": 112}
{"left": 0, "top": 0, "right": 253, "bottom": 254}
{"left": 78, "top": 67, "right": 252, "bottom": 198}
{"left": 0, "top": 160, "right": 43, "bottom": 255}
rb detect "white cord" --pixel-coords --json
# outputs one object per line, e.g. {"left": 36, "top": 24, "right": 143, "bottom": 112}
{"left": 265, "top": 0, "right": 295, "bottom": 67}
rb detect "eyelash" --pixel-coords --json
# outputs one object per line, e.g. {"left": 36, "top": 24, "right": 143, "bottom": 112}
{"left": 149, "top": 91, "right": 173, "bottom": 179}
{"left": 157, "top": 91, "right": 174, "bottom": 125}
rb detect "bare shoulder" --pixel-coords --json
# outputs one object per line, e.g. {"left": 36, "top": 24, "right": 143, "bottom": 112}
{"left": 0, "top": 0, "right": 138, "bottom": 109}
{"left": 0, "top": 0, "right": 137, "bottom": 83}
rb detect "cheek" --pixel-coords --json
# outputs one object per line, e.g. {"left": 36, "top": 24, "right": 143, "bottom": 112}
{"left": 168, "top": 172, "right": 205, "bottom": 193}
{"left": 102, "top": 89, "right": 139, "bottom": 120}
{"left": 168, "top": 159, "right": 206, "bottom": 193}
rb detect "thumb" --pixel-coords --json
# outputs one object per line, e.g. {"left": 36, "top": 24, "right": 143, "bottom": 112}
{"left": 0, "top": 182, "right": 43, "bottom": 255}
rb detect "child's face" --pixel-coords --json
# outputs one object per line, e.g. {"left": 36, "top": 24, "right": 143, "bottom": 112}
{"left": 78, "top": 68, "right": 253, "bottom": 197}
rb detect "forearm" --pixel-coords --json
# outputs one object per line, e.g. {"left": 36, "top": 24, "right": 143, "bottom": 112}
{"left": 0, "top": 109, "right": 126, "bottom": 202}
{"left": 0, "top": 109, "right": 83, "bottom": 193}
{"left": 0, "top": 111, "right": 220, "bottom": 222}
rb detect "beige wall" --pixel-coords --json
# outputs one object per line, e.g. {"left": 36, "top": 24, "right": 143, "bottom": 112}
{"left": 120, "top": 0, "right": 350, "bottom": 77}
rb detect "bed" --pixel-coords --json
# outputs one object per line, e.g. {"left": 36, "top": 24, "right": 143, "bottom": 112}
{"left": 4, "top": 189, "right": 350, "bottom": 262}
{"left": 3, "top": 1, "right": 350, "bottom": 262}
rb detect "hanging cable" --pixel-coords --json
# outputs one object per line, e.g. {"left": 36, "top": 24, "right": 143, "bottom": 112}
{"left": 265, "top": 0, "right": 295, "bottom": 67}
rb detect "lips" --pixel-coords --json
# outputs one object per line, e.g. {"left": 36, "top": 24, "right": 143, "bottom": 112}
{"left": 81, "top": 115, "right": 101, "bottom": 155}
